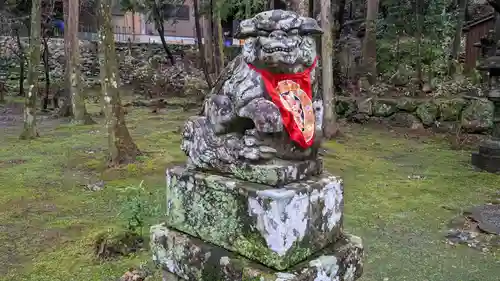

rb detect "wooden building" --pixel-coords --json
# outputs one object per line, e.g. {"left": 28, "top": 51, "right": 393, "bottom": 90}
{"left": 463, "top": 12, "right": 495, "bottom": 72}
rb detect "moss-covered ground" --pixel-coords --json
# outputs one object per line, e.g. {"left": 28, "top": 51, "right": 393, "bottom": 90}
{"left": 0, "top": 95, "right": 499, "bottom": 281}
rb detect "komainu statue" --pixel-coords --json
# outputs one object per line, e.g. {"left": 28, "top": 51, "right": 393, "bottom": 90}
{"left": 152, "top": 10, "right": 364, "bottom": 281}
{"left": 181, "top": 10, "right": 324, "bottom": 174}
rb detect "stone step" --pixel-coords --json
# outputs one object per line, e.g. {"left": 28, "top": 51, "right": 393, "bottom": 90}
{"left": 165, "top": 166, "right": 344, "bottom": 270}
{"left": 151, "top": 224, "right": 363, "bottom": 281}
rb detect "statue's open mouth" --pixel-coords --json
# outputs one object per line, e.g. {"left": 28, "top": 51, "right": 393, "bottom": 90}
{"left": 262, "top": 46, "right": 295, "bottom": 53}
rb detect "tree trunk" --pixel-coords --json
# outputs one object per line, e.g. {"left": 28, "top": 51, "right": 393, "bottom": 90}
{"left": 194, "top": 0, "right": 213, "bottom": 88}
{"left": 287, "top": 1, "right": 298, "bottom": 11}
{"left": 320, "top": 0, "right": 338, "bottom": 138}
{"left": 288, "top": 0, "right": 309, "bottom": 16}
{"left": 0, "top": 81, "right": 7, "bottom": 103}
{"left": 269, "top": 0, "right": 275, "bottom": 10}
{"left": 19, "top": 57, "right": 25, "bottom": 97}
{"left": 15, "top": 29, "right": 25, "bottom": 97}
{"left": 156, "top": 24, "right": 176, "bottom": 65}
{"left": 42, "top": 37, "right": 50, "bottom": 111}
{"left": 206, "top": 0, "right": 216, "bottom": 75}
{"left": 204, "top": 20, "right": 215, "bottom": 73}
{"left": 332, "top": 0, "right": 346, "bottom": 93}
{"left": 66, "top": 0, "right": 95, "bottom": 124}
{"left": 361, "top": 0, "right": 379, "bottom": 85}
{"left": 20, "top": 0, "right": 42, "bottom": 139}
{"left": 99, "top": 0, "right": 141, "bottom": 166}
{"left": 0, "top": 82, "right": 5, "bottom": 103}
{"left": 132, "top": 11, "right": 136, "bottom": 41}
{"left": 416, "top": 0, "right": 423, "bottom": 84}
{"left": 448, "top": 0, "right": 467, "bottom": 76}
{"left": 213, "top": 8, "right": 225, "bottom": 76}
{"left": 246, "top": 0, "right": 252, "bottom": 17}
{"left": 203, "top": 14, "right": 215, "bottom": 74}
{"left": 58, "top": 0, "right": 73, "bottom": 117}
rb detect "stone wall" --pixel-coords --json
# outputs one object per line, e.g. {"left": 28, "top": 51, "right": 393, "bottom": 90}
{"left": 337, "top": 96, "right": 494, "bottom": 133}
{"left": 0, "top": 36, "right": 207, "bottom": 97}
{"left": 0, "top": 37, "right": 195, "bottom": 85}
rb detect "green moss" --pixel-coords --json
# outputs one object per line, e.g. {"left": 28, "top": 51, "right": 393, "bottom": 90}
{"left": 230, "top": 164, "right": 279, "bottom": 185}
{"left": 437, "top": 98, "right": 466, "bottom": 121}
{"left": 322, "top": 125, "right": 500, "bottom": 281}
{"left": 233, "top": 233, "right": 276, "bottom": 266}
{"left": 82, "top": 158, "right": 106, "bottom": 170}
{"left": 126, "top": 163, "right": 140, "bottom": 176}
{"left": 166, "top": 170, "right": 242, "bottom": 246}
{"left": 232, "top": 233, "right": 313, "bottom": 271}
{"left": 0, "top": 102, "right": 192, "bottom": 281}
{"left": 1, "top": 96, "right": 500, "bottom": 281}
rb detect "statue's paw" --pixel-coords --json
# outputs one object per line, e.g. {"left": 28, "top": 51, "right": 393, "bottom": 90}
{"left": 206, "top": 95, "right": 236, "bottom": 134}
{"left": 258, "top": 146, "right": 277, "bottom": 160}
{"left": 243, "top": 133, "right": 260, "bottom": 147}
{"left": 239, "top": 147, "right": 261, "bottom": 161}
{"left": 239, "top": 145, "right": 277, "bottom": 161}
{"left": 239, "top": 98, "right": 283, "bottom": 133}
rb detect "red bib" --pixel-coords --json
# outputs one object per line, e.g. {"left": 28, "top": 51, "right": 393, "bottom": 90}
{"left": 248, "top": 58, "right": 317, "bottom": 149}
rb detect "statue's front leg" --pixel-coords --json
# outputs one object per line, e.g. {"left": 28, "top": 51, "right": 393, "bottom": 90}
{"left": 235, "top": 98, "right": 283, "bottom": 161}
{"left": 238, "top": 97, "right": 283, "bottom": 133}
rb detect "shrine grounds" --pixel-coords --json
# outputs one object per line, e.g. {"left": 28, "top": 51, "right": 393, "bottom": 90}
{"left": 0, "top": 93, "right": 499, "bottom": 281}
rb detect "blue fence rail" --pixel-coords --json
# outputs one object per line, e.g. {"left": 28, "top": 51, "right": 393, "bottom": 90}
{"left": 0, "top": 19, "right": 244, "bottom": 46}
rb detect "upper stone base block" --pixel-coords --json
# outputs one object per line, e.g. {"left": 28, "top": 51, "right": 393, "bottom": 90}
{"left": 212, "top": 158, "right": 323, "bottom": 186}
{"left": 151, "top": 224, "right": 364, "bottom": 281}
{"left": 165, "top": 166, "right": 344, "bottom": 271}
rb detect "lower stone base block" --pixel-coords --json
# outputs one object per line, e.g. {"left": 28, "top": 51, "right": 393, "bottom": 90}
{"left": 151, "top": 224, "right": 363, "bottom": 281}
{"left": 471, "top": 151, "right": 500, "bottom": 173}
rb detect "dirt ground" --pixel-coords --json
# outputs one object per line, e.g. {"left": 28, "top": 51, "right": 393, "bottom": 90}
{"left": 0, "top": 97, "right": 499, "bottom": 281}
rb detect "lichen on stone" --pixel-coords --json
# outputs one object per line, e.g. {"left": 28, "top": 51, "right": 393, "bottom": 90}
{"left": 164, "top": 166, "right": 344, "bottom": 270}
{"left": 151, "top": 224, "right": 363, "bottom": 281}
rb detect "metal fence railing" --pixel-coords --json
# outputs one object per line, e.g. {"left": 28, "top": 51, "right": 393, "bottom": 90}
{"left": 0, "top": 19, "right": 246, "bottom": 47}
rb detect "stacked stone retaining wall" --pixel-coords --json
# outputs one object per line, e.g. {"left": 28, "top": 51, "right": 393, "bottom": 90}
{"left": 336, "top": 96, "right": 493, "bottom": 133}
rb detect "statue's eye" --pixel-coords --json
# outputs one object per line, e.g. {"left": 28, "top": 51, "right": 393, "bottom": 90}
{"left": 288, "top": 29, "right": 299, "bottom": 35}
{"left": 258, "top": 30, "right": 270, "bottom": 36}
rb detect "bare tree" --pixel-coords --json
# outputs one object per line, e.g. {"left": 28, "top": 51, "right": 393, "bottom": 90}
{"left": 212, "top": 0, "right": 224, "bottom": 76}
{"left": 99, "top": 0, "right": 141, "bottom": 166}
{"left": 65, "top": 0, "right": 95, "bottom": 124}
{"left": 40, "top": 0, "right": 60, "bottom": 111}
{"left": 415, "top": 0, "right": 423, "bottom": 85}
{"left": 361, "top": 0, "right": 379, "bottom": 86}
{"left": 57, "top": 0, "right": 73, "bottom": 117}
{"left": 193, "top": 0, "right": 213, "bottom": 87}
{"left": 3, "top": 25, "right": 27, "bottom": 98}
{"left": 202, "top": 5, "right": 215, "bottom": 74}
{"left": 320, "top": 0, "right": 338, "bottom": 138}
{"left": 287, "top": 0, "right": 308, "bottom": 16}
{"left": 0, "top": 81, "right": 5, "bottom": 104}
{"left": 15, "top": 29, "right": 26, "bottom": 98}
{"left": 448, "top": 0, "right": 467, "bottom": 76}
{"left": 20, "top": 0, "right": 42, "bottom": 139}
{"left": 136, "top": 0, "right": 185, "bottom": 65}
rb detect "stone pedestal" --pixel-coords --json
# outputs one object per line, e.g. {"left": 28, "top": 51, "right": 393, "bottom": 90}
{"left": 472, "top": 49, "right": 500, "bottom": 173}
{"left": 472, "top": 139, "right": 500, "bottom": 173}
{"left": 150, "top": 10, "right": 363, "bottom": 280}
{"left": 151, "top": 224, "right": 363, "bottom": 281}
{"left": 165, "top": 166, "right": 343, "bottom": 270}
{"left": 151, "top": 162, "right": 364, "bottom": 280}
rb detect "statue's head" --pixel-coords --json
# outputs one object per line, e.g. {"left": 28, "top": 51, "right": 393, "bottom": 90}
{"left": 235, "top": 10, "right": 322, "bottom": 73}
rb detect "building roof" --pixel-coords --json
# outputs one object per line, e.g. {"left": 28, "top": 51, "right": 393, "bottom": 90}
{"left": 463, "top": 12, "right": 495, "bottom": 32}
{"left": 112, "top": 3, "right": 125, "bottom": 16}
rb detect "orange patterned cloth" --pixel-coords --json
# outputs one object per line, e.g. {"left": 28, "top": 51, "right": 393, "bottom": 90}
{"left": 248, "top": 58, "right": 317, "bottom": 148}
